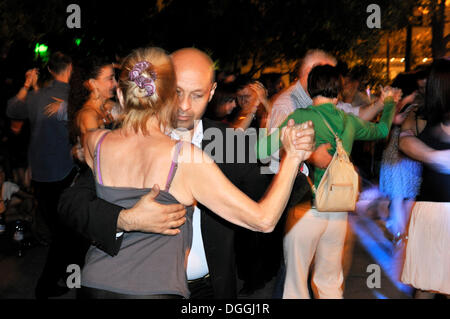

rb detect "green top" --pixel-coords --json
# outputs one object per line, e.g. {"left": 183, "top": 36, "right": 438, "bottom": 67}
{"left": 256, "top": 98, "right": 396, "bottom": 189}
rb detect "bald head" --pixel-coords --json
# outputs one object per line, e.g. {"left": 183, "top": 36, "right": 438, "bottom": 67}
{"left": 298, "top": 49, "right": 337, "bottom": 92}
{"left": 171, "top": 48, "right": 215, "bottom": 84}
{"left": 170, "top": 48, "right": 217, "bottom": 130}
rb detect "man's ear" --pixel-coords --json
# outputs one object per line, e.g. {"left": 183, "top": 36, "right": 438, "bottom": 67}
{"left": 208, "top": 82, "right": 217, "bottom": 102}
{"left": 65, "top": 64, "right": 73, "bottom": 81}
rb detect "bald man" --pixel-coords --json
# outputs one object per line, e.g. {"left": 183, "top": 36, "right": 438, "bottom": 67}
{"left": 58, "top": 47, "right": 295, "bottom": 298}
{"left": 268, "top": 50, "right": 338, "bottom": 130}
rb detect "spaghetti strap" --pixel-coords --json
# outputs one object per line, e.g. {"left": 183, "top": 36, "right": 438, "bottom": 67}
{"left": 93, "top": 131, "right": 110, "bottom": 185}
{"left": 164, "top": 141, "right": 183, "bottom": 192}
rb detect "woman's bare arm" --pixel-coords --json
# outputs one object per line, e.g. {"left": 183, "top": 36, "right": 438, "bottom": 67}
{"left": 399, "top": 110, "right": 450, "bottom": 173}
{"left": 177, "top": 120, "right": 314, "bottom": 232}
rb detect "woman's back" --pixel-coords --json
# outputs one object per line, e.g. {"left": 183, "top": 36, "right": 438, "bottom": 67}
{"left": 81, "top": 129, "right": 194, "bottom": 298}
{"left": 93, "top": 128, "right": 178, "bottom": 191}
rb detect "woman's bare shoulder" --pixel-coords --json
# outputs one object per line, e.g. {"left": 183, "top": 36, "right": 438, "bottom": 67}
{"left": 85, "top": 128, "right": 109, "bottom": 149}
{"left": 178, "top": 141, "right": 214, "bottom": 165}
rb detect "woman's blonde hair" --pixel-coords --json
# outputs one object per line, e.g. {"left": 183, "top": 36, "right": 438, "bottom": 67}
{"left": 119, "top": 47, "right": 177, "bottom": 134}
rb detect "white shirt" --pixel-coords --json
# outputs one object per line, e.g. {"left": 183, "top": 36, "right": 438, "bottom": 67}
{"left": 1, "top": 181, "right": 19, "bottom": 201}
{"left": 171, "top": 121, "right": 209, "bottom": 280}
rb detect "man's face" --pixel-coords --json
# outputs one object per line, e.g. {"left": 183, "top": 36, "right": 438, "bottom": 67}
{"left": 174, "top": 67, "right": 216, "bottom": 130}
{"left": 237, "top": 86, "right": 258, "bottom": 109}
{"left": 341, "top": 77, "right": 359, "bottom": 101}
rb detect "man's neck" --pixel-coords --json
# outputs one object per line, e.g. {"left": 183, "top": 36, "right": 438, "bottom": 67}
{"left": 173, "top": 127, "right": 195, "bottom": 142}
{"left": 53, "top": 75, "right": 69, "bottom": 84}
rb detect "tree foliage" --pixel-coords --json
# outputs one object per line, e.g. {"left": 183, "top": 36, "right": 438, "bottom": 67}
{"left": 0, "top": 0, "right": 434, "bottom": 82}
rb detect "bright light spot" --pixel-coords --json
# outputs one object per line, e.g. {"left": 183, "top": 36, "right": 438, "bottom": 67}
{"left": 75, "top": 38, "right": 81, "bottom": 46}
{"left": 400, "top": 58, "right": 405, "bottom": 63}
{"left": 38, "top": 44, "right": 48, "bottom": 53}
{"left": 422, "top": 58, "right": 428, "bottom": 63}
{"left": 390, "top": 58, "right": 395, "bottom": 62}
{"left": 35, "top": 43, "right": 48, "bottom": 53}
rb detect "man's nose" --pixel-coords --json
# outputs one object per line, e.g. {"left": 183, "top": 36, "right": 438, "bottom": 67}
{"left": 179, "top": 96, "right": 191, "bottom": 112}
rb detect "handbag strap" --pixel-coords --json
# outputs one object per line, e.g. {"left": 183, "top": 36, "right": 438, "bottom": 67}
{"left": 311, "top": 107, "right": 340, "bottom": 141}
{"left": 307, "top": 107, "right": 343, "bottom": 196}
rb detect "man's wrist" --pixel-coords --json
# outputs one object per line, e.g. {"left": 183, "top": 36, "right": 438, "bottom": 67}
{"left": 284, "top": 153, "right": 303, "bottom": 165}
{"left": 117, "top": 209, "right": 133, "bottom": 232}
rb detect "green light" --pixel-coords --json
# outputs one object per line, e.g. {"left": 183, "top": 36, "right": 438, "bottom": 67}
{"left": 75, "top": 38, "right": 81, "bottom": 46}
{"left": 35, "top": 43, "right": 48, "bottom": 53}
{"left": 38, "top": 44, "right": 48, "bottom": 53}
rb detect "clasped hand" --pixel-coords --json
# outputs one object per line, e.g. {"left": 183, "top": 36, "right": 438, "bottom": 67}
{"left": 281, "top": 119, "right": 315, "bottom": 162}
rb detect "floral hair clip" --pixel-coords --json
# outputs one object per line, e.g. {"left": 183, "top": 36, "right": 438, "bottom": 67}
{"left": 129, "top": 61, "right": 157, "bottom": 97}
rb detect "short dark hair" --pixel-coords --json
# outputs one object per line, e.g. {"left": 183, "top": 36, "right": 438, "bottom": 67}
{"left": 391, "top": 72, "right": 418, "bottom": 97}
{"left": 48, "top": 52, "right": 72, "bottom": 75}
{"left": 210, "top": 81, "right": 237, "bottom": 107}
{"left": 307, "top": 64, "right": 341, "bottom": 99}
{"left": 347, "top": 65, "right": 369, "bottom": 83}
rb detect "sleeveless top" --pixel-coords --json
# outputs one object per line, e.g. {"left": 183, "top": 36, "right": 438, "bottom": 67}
{"left": 416, "top": 123, "right": 450, "bottom": 202}
{"left": 81, "top": 131, "right": 194, "bottom": 297}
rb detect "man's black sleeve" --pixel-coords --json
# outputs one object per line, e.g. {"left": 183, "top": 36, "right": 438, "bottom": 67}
{"left": 58, "top": 167, "right": 123, "bottom": 256}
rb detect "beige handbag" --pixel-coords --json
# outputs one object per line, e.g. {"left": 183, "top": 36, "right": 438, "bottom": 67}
{"left": 310, "top": 110, "right": 360, "bottom": 212}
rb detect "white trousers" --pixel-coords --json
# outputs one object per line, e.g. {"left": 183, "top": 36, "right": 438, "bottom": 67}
{"left": 283, "top": 201, "right": 348, "bottom": 299}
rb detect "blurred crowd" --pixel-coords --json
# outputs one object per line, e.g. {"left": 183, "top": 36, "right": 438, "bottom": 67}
{"left": 0, "top": 47, "right": 448, "bottom": 300}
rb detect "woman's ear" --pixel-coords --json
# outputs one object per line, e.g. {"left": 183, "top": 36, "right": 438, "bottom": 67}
{"left": 87, "top": 78, "right": 96, "bottom": 92}
{"left": 116, "top": 87, "right": 125, "bottom": 108}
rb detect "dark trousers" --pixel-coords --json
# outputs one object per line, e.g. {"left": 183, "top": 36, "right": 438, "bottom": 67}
{"left": 34, "top": 169, "right": 90, "bottom": 297}
{"left": 32, "top": 169, "right": 77, "bottom": 237}
{"left": 77, "top": 287, "right": 184, "bottom": 299}
{"left": 188, "top": 274, "right": 214, "bottom": 299}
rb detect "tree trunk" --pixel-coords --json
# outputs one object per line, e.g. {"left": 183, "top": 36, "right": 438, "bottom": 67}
{"left": 431, "top": 0, "right": 447, "bottom": 59}
{"left": 405, "top": 24, "right": 412, "bottom": 72}
{"left": 386, "top": 35, "right": 390, "bottom": 81}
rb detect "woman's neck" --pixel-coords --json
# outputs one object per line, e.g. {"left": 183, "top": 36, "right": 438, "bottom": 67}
{"left": 312, "top": 96, "right": 337, "bottom": 106}
{"left": 87, "top": 94, "right": 107, "bottom": 110}
{"left": 120, "top": 116, "right": 165, "bottom": 137}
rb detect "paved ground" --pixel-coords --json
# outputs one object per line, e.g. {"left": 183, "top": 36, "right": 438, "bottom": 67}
{"left": 0, "top": 188, "right": 416, "bottom": 300}
{"left": 0, "top": 176, "right": 428, "bottom": 299}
